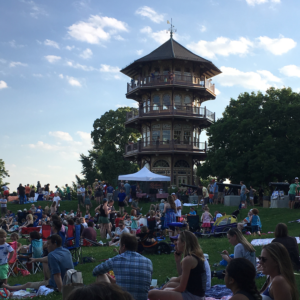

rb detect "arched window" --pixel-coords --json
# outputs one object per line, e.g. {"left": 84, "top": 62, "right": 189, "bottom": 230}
{"left": 163, "top": 94, "right": 171, "bottom": 110}
{"left": 174, "top": 160, "right": 190, "bottom": 168}
{"left": 153, "top": 95, "right": 160, "bottom": 110}
{"left": 174, "top": 94, "right": 182, "bottom": 109}
{"left": 184, "top": 96, "right": 191, "bottom": 104}
{"left": 153, "top": 160, "right": 169, "bottom": 168}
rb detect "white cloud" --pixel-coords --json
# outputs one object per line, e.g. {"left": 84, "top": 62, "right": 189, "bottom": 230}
{"left": 200, "top": 25, "right": 207, "bottom": 32}
{"left": 32, "top": 73, "right": 43, "bottom": 77}
{"left": 0, "top": 59, "right": 6, "bottom": 64}
{"left": 140, "top": 26, "right": 170, "bottom": 44}
{"left": 44, "top": 55, "right": 61, "bottom": 63}
{"left": 80, "top": 48, "right": 93, "bottom": 59}
{"left": 65, "top": 45, "right": 75, "bottom": 51}
{"left": 246, "top": 0, "right": 280, "bottom": 5}
{"left": 48, "top": 165, "right": 62, "bottom": 169}
{"left": 21, "top": 0, "right": 47, "bottom": 18}
{"left": 8, "top": 40, "right": 24, "bottom": 48}
{"left": 9, "top": 62, "right": 28, "bottom": 67}
{"left": 135, "top": 6, "right": 164, "bottom": 23}
{"left": 136, "top": 49, "right": 143, "bottom": 55}
{"left": 66, "top": 61, "right": 95, "bottom": 71}
{"left": 76, "top": 131, "right": 90, "bottom": 140}
{"left": 29, "top": 141, "right": 58, "bottom": 150}
{"left": 215, "top": 88, "right": 221, "bottom": 95}
{"left": 44, "top": 39, "right": 59, "bottom": 49}
{"left": 49, "top": 131, "right": 73, "bottom": 141}
{"left": 99, "top": 64, "right": 120, "bottom": 73}
{"left": 279, "top": 65, "right": 300, "bottom": 78}
{"left": 216, "top": 66, "right": 281, "bottom": 90}
{"left": 187, "top": 37, "right": 253, "bottom": 59}
{"left": 257, "top": 36, "right": 296, "bottom": 55}
{"left": 0, "top": 81, "right": 8, "bottom": 90}
{"left": 66, "top": 76, "right": 82, "bottom": 87}
{"left": 68, "top": 15, "right": 128, "bottom": 44}
{"left": 114, "top": 75, "right": 121, "bottom": 79}
{"left": 59, "top": 74, "right": 64, "bottom": 79}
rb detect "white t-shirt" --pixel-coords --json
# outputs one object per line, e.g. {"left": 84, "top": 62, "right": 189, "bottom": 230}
{"left": 0, "top": 199, "right": 7, "bottom": 207}
{"left": 82, "top": 222, "right": 88, "bottom": 228}
{"left": 0, "top": 243, "right": 14, "bottom": 265}
{"left": 69, "top": 213, "right": 74, "bottom": 218}
{"left": 53, "top": 196, "right": 61, "bottom": 207}
{"left": 175, "top": 199, "right": 182, "bottom": 217}
{"left": 2, "top": 186, "right": 8, "bottom": 191}
{"left": 81, "top": 187, "right": 85, "bottom": 197}
{"left": 77, "top": 188, "right": 81, "bottom": 195}
{"left": 216, "top": 213, "right": 222, "bottom": 220}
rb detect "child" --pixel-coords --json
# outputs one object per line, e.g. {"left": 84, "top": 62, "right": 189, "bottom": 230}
{"left": 250, "top": 208, "right": 261, "bottom": 236}
{"left": 130, "top": 209, "right": 141, "bottom": 235}
{"left": 10, "top": 233, "right": 22, "bottom": 250}
{"left": 0, "top": 229, "right": 14, "bottom": 284}
{"left": 189, "top": 207, "right": 196, "bottom": 215}
{"left": 201, "top": 207, "right": 213, "bottom": 233}
{"left": 115, "top": 212, "right": 125, "bottom": 229}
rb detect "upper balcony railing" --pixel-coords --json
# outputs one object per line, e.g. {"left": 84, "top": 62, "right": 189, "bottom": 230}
{"left": 124, "top": 139, "right": 208, "bottom": 156}
{"left": 127, "top": 74, "right": 215, "bottom": 94}
{"left": 126, "top": 105, "right": 215, "bottom": 123}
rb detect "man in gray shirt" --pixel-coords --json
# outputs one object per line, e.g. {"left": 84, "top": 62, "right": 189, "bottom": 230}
{"left": 124, "top": 181, "right": 131, "bottom": 196}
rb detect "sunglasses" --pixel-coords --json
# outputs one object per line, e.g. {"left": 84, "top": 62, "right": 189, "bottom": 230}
{"left": 258, "top": 256, "right": 268, "bottom": 263}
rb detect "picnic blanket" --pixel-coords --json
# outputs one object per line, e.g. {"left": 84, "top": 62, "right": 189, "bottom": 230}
{"left": 205, "top": 285, "right": 232, "bottom": 299}
{"left": 183, "top": 203, "right": 201, "bottom": 207}
{"left": 251, "top": 237, "right": 300, "bottom": 246}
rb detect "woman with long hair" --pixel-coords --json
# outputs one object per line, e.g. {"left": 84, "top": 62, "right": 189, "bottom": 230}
{"left": 225, "top": 258, "right": 261, "bottom": 300}
{"left": 259, "top": 242, "right": 298, "bottom": 300}
{"left": 272, "top": 223, "right": 300, "bottom": 271}
{"left": 95, "top": 199, "right": 111, "bottom": 239}
{"left": 19, "top": 214, "right": 34, "bottom": 229}
{"left": 164, "top": 195, "right": 177, "bottom": 237}
{"left": 148, "top": 231, "right": 206, "bottom": 300}
{"left": 222, "top": 228, "right": 256, "bottom": 268}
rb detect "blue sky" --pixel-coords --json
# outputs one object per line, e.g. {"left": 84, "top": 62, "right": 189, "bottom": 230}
{"left": 1, "top": 0, "right": 300, "bottom": 191}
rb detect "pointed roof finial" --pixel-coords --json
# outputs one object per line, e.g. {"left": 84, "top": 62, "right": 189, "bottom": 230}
{"left": 167, "top": 18, "right": 176, "bottom": 39}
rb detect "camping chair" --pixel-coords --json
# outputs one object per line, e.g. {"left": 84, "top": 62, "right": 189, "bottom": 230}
{"left": 58, "top": 231, "right": 66, "bottom": 247}
{"left": 21, "top": 227, "right": 40, "bottom": 240}
{"left": 187, "top": 215, "right": 200, "bottom": 232}
{"left": 67, "top": 225, "right": 82, "bottom": 263}
{"left": 66, "top": 225, "right": 75, "bottom": 247}
{"left": 41, "top": 225, "right": 51, "bottom": 241}
{"left": 8, "top": 241, "right": 25, "bottom": 277}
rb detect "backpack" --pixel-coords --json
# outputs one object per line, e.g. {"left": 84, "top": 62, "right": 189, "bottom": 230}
{"left": 63, "top": 269, "right": 83, "bottom": 285}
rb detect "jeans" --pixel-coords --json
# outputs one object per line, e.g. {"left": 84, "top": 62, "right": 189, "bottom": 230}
{"left": 19, "top": 195, "right": 25, "bottom": 205}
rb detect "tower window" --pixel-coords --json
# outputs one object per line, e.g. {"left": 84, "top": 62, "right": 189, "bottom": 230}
{"left": 174, "top": 160, "right": 190, "bottom": 168}
{"left": 153, "top": 160, "right": 169, "bottom": 168}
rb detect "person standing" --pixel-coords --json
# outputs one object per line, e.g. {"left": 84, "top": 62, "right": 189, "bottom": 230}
{"left": 124, "top": 181, "right": 131, "bottom": 197}
{"left": 288, "top": 179, "right": 297, "bottom": 209}
{"left": 239, "top": 181, "right": 248, "bottom": 209}
{"left": 106, "top": 183, "right": 114, "bottom": 201}
{"left": 2, "top": 185, "right": 9, "bottom": 197}
{"left": 249, "top": 186, "right": 256, "bottom": 206}
{"left": 217, "top": 180, "right": 225, "bottom": 204}
{"left": 201, "top": 184, "right": 209, "bottom": 207}
{"left": 258, "top": 186, "right": 264, "bottom": 206}
{"left": 130, "top": 183, "right": 137, "bottom": 199}
{"left": 213, "top": 179, "right": 219, "bottom": 205}
{"left": 81, "top": 184, "right": 86, "bottom": 205}
{"left": 196, "top": 184, "right": 203, "bottom": 207}
{"left": 65, "top": 184, "right": 71, "bottom": 201}
{"left": 118, "top": 188, "right": 127, "bottom": 215}
{"left": 17, "top": 184, "right": 25, "bottom": 205}
{"left": 25, "top": 184, "right": 31, "bottom": 201}
{"left": 77, "top": 185, "right": 83, "bottom": 210}
{"left": 93, "top": 179, "right": 99, "bottom": 191}
{"left": 172, "top": 194, "right": 182, "bottom": 219}
{"left": 53, "top": 193, "right": 61, "bottom": 211}
{"left": 0, "top": 195, "right": 7, "bottom": 218}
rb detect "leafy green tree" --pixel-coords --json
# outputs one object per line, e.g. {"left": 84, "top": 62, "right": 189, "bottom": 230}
{"left": 198, "top": 87, "right": 300, "bottom": 187}
{"left": 0, "top": 159, "right": 10, "bottom": 189}
{"left": 80, "top": 107, "right": 141, "bottom": 185}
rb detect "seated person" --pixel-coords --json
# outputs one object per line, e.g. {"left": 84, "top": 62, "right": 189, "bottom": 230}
{"left": 82, "top": 221, "right": 97, "bottom": 242}
{"left": 189, "top": 207, "right": 196, "bottom": 215}
{"left": 30, "top": 204, "right": 37, "bottom": 214}
{"left": 19, "top": 214, "right": 34, "bottom": 230}
{"left": 33, "top": 216, "right": 39, "bottom": 227}
{"left": 69, "top": 210, "right": 75, "bottom": 218}
{"left": 8, "top": 221, "right": 19, "bottom": 232}
{"left": 1, "top": 220, "right": 8, "bottom": 232}
{"left": 10, "top": 232, "right": 22, "bottom": 250}
{"left": 34, "top": 209, "right": 43, "bottom": 220}
{"left": 225, "top": 258, "right": 261, "bottom": 300}
{"left": 115, "top": 212, "right": 126, "bottom": 228}
{"left": 109, "top": 220, "right": 129, "bottom": 246}
{"left": 4, "top": 234, "right": 74, "bottom": 292}
{"left": 18, "top": 231, "right": 41, "bottom": 260}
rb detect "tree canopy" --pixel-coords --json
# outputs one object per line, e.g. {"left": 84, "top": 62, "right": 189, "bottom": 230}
{"left": 80, "top": 107, "right": 141, "bottom": 185}
{"left": 197, "top": 87, "right": 300, "bottom": 187}
{"left": 0, "top": 159, "right": 10, "bottom": 188}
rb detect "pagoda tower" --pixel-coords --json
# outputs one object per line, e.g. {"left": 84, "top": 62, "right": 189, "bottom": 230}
{"left": 120, "top": 34, "right": 221, "bottom": 186}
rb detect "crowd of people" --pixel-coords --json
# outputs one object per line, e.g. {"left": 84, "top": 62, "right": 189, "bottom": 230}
{"left": 0, "top": 178, "right": 299, "bottom": 300}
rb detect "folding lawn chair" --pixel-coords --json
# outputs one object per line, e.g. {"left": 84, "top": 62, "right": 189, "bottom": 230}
{"left": 58, "top": 231, "right": 66, "bottom": 247}
{"left": 31, "top": 239, "right": 43, "bottom": 274}
{"left": 41, "top": 225, "right": 51, "bottom": 241}
{"left": 66, "top": 225, "right": 75, "bottom": 247}
{"left": 8, "top": 241, "right": 18, "bottom": 277}
{"left": 66, "top": 225, "right": 82, "bottom": 263}
{"left": 187, "top": 215, "right": 200, "bottom": 232}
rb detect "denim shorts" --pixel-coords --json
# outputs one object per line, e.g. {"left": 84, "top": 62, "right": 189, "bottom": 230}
{"left": 289, "top": 194, "right": 295, "bottom": 201}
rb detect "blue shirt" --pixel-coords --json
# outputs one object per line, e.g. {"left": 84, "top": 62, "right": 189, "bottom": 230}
{"left": 251, "top": 215, "right": 261, "bottom": 226}
{"left": 118, "top": 192, "right": 126, "bottom": 202}
{"left": 107, "top": 186, "right": 114, "bottom": 193}
{"left": 48, "top": 247, "right": 74, "bottom": 289}
{"left": 241, "top": 185, "right": 246, "bottom": 195}
{"left": 93, "top": 251, "right": 153, "bottom": 300}
{"left": 213, "top": 182, "right": 218, "bottom": 193}
{"left": 190, "top": 211, "right": 196, "bottom": 215}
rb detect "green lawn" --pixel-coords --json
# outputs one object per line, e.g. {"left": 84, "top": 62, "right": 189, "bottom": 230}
{"left": 6, "top": 199, "right": 300, "bottom": 299}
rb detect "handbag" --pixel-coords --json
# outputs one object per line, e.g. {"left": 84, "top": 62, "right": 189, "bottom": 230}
{"left": 62, "top": 269, "right": 83, "bottom": 300}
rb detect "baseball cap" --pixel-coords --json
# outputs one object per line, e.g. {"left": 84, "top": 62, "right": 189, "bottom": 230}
{"left": 295, "top": 177, "right": 299, "bottom": 180}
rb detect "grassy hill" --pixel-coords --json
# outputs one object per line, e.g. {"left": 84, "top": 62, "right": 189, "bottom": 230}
{"left": 6, "top": 199, "right": 300, "bottom": 299}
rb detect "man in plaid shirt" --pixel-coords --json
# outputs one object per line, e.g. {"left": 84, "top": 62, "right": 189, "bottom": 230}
{"left": 93, "top": 233, "right": 153, "bottom": 300}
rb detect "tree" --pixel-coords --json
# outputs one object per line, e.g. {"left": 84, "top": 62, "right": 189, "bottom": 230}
{"left": 80, "top": 107, "right": 141, "bottom": 185}
{"left": 0, "top": 159, "right": 10, "bottom": 188}
{"left": 198, "top": 87, "right": 300, "bottom": 187}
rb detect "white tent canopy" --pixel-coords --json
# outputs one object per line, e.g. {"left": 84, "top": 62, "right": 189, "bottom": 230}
{"left": 118, "top": 166, "right": 170, "bottom": 181}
